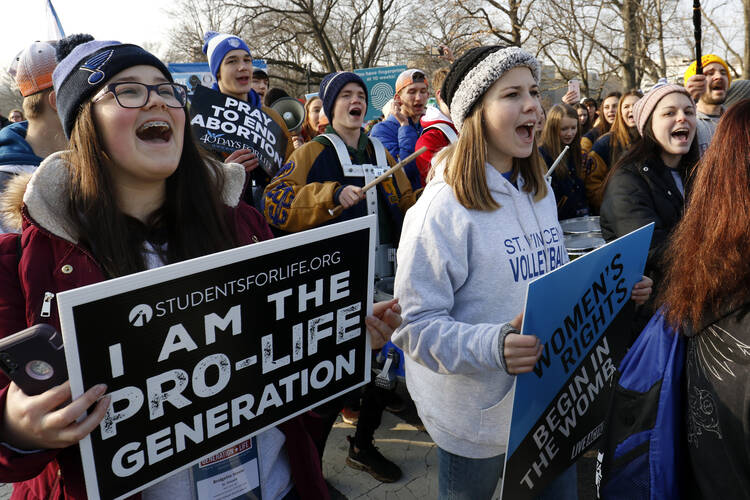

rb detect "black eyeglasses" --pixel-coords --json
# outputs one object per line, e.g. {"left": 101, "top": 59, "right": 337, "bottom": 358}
{"left": 93, "top": 82, "right": 188, "bottom": 108}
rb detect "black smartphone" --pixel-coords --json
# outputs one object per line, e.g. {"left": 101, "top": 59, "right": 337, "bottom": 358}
{"left": 0, "top": 324, "right": 67, "bottom": 396}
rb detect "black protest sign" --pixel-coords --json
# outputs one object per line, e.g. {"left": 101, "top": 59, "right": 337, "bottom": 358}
{"left": 57, "top": 217, "right": 375, "bottom": 500}
{"left": 189, "top": 85, "right": 288, "bottom": 177}
{"left": 501, "top": 224, "right": 653, "bottom": 499}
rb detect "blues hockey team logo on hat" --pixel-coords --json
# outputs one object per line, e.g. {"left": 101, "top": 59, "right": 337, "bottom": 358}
{"left": 80, "top": 49, "right": 113, "bottom": 85}
{"left": 228, "top": 38, "right": 240, "bottom": 48}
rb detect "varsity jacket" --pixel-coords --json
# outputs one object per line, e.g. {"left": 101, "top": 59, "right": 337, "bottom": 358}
{"left": 262, "top": 126, "right": 417, "bottom": 237}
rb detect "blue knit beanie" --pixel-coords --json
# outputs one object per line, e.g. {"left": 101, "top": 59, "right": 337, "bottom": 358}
{"left": 319, "top": 72, "right": 368, "bottom": 122}
{"left": 52, "top": 34, "right": 173, "bottom": 138}
{"left": 202, "top": 31, "right": 252, "bottom": 83}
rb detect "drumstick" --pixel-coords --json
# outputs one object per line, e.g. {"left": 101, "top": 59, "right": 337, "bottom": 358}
{"left": 328, "top": 147, "right": 427, "bottom": 217}
{"left": 545, "top": 145, "right": 569, "bottom": 180}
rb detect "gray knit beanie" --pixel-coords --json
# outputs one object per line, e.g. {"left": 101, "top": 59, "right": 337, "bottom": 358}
{"left": 442, "top": 45, "right": 541, "bottom": 131}
{"left": 725, "top": 79, "right": 750, "bottom": 108}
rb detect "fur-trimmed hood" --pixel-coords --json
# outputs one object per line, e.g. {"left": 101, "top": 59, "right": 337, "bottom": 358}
{"left": 0, "top": 151, "right": 247, "bottom": 240}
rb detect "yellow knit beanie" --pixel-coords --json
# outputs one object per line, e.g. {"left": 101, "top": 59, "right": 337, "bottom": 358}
{"left": 684, "top": 54, "right": 732, "bottom": 86}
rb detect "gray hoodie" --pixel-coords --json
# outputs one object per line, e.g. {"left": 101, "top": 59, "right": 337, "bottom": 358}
{"left": 393, "top": 162, "right": 568, "bottom": 459}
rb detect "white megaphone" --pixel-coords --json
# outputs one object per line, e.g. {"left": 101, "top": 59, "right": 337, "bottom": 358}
{"left": 270, "top": 97, "right": 306, "bottom": 134}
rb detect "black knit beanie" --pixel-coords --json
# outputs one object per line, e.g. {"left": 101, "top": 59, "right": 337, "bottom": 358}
{"left": 319, "top": 72, "right": 368, "bottom": 122}
{"left": 52, "top": 34, "right": 173, "bottom": 138}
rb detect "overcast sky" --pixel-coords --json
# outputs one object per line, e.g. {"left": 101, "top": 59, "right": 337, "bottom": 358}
{"left": 2, "top": 0, "right": 743, "bottom": 72}
{"left": 2, "top": 0, "right": 172, "bottom": 68}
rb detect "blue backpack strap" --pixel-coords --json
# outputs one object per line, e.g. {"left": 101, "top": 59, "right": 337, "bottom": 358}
{"left": 598, "top": 308, "right": 686, "bottom": 500}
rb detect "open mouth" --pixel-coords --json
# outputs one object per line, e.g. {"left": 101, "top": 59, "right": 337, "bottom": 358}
{"left": 671, "top": 128, "right": 689, "bottom": 141}
{"left": 136, "top": 121, "right": 172, "bottom": 143}
{"left": 237, "top": 76, "right": 249, "bottom": 84}
{"left": 516, "top": 122, "right": 535, "bottom": 142}
{"left": 349, "top": 108, "right": 362, "bottom": 117}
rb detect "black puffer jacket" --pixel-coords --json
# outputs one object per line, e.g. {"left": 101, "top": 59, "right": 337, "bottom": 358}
{"left": 600, "top": 156, "right": 688, "bottom": 335}
{"left": 600, "top": 156, "right": 687, "bottom": 281}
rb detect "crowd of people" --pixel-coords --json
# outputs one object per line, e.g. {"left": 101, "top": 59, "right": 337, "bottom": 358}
{"left": 0, "top": 29, "right": 748, "bottom": 500}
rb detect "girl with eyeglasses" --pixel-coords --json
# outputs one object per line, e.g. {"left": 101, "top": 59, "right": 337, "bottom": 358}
{"left": 0, "top": 34, "right": 399, "bottom": 500}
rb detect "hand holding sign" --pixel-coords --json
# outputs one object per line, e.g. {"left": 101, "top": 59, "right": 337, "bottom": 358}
{"left": 366, "top": 299, "right": 402, "bottom": 350}
{"left": 504, "top": 312, "right": 543, "bottom": 375}
{"left": 630, "top": 275, "right": 653, "bottom": 305}
{"left": 501, "top": 223, "right": 654, "bottom": 499}
{"left": 190, "top": 85, "right": 288, "bottom": 177}
{"left": 225, "top": 149, "right": 260, "bottom": 173}
{"left": 2, "top": 381, "right": 110, "bottom": 450}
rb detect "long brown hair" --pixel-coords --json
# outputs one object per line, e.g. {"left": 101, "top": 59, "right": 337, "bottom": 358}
{"left": 574, "top": 103, "right": 591, "bottom": 135}
{"left": 660, "top": 100, "right": 750, "bottom": 328}
{"left": 65, "top": 102, "right": 236, "bottom": 278}
{"left": 436, "top": 99, "right": 547, "bottom": 210}
{"left": 593, "top": 91, "right": 621, "bottom": 136}
{"left": 608, "top": 89, "right": 642, "bottom": 165}
{"left": 540, "top": 104, "right": 582, "bottom": 180}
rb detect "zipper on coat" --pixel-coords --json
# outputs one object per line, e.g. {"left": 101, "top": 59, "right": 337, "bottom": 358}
{"left": 41, "top": 292, "right": 55, "bottom": 318}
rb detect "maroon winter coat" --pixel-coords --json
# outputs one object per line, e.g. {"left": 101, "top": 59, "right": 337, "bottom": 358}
{"left": 0, "top": 154, "right": 329, "bottom": 500}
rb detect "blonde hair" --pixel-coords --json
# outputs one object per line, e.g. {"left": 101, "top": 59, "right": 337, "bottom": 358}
{"left": 435, "top": 100, "right": 547, "bottom": 210}
{"left": 22, "top": 89, "right": 51, "bottom": 119}
{"left": 609, "top": 89, "right": 642, "bottom": 164}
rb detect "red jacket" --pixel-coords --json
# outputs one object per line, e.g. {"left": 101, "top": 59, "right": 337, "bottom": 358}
{"left": 415, "top": 107, "right": 458, "bottom": 186}
{"left": 0, "top": 155, "right": 328, "bottom": 500}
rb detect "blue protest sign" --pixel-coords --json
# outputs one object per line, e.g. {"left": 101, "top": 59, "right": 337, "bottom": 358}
{"left": 168, "top": 62, "right": 214, "bottom": 95}
{"left": 354, "top": 65, "right": 407, "bottom": 122}
{"left": 501, "top": 223, "right": 654, "bottom": 499}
